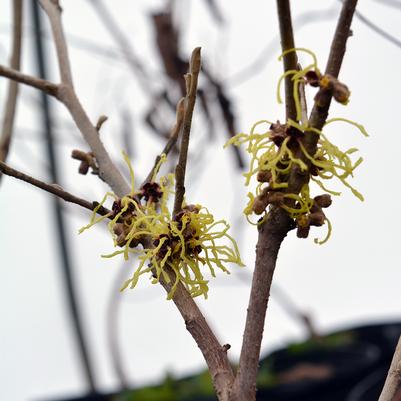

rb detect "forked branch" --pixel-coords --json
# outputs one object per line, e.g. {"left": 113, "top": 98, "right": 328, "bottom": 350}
{"left": 233, "top": 2, "right": 359, "bottom": 401}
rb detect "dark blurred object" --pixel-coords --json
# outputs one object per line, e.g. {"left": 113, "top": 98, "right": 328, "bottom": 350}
{"left": 40, "top": 320, "right": 401, "bottom": 401}
{"left": 151, "top": 10, "right": 245, "bottom": 169}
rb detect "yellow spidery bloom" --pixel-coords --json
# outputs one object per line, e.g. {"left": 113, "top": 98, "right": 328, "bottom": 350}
{"left": 80, "top": 152, "right": 244, "bottom": 299}
{"left": 225, "top": 48, "right": 367, "bottom": 244}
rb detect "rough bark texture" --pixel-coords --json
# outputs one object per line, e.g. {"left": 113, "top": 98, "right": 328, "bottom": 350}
{"left": 160, "top": 276, "right": 235, "bottom": 401}
{"left": 232, "top": 208, "right": 293, "bottom": 401}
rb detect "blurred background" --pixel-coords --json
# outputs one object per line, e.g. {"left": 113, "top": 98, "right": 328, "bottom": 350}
{"left": 0, "top": 1, "right": 400, "bottom": 400}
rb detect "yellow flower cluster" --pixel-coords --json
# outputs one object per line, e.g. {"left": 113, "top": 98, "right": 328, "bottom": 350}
{"left": 225, "top": 49, "right": 368, "bottom": 243}
{"left": 80, "top": 153, "right": 243, "bottom": 299}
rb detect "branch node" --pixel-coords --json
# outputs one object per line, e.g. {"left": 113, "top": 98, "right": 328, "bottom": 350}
{"left": 222, "top": 344, "right": 231, "bottom": 353}
{"left": 96, "top": 114, "right": 108, "bottom": 131}
{"left": 71, "top": 149, "right": 98, "bottom": 175}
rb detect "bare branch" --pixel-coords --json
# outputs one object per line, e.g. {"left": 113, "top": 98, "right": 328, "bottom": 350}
{"left": 159, "top": 273, "right": 235, "bottom": 401}
{"left": 276, "top": 0, "right": 298, "bottom": 121}
{"left": 0, "top": 160, "right": 111, "bottom": 217}
{"left": 173, "top": 47, "right": 201, "bottom": 216}
{"left": 0, "top": 64, "right": 59, "bottom": 97}
{"left": 58, "top": 86, "right": 130, "bottom": 196}
{"left": 308, "top": 0, "right": 358, "bottom": 134}
{"left": 88, "top": 0, "right": 154, "bottom": 96}
{"left": 39, "top": 0, "right": 73, "bottom": 85}
{"left": 233, "top": 208, "right": 293, "bottom": 401}
{"left": 0, "top": 0, "right": 23, "bottom": 171}
{"left": 379, "top": 336, "right": 401, "bottom": 401}
{"left": 354, "top": 4, "right": 401, "bottom": 50}
{"left": 288, "top": 0, "right": 358, "bottom": 196}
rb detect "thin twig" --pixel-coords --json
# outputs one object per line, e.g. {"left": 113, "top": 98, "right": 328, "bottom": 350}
{"left": 276, "top": 0, "right": 298, "bottom": 121}
{"left": 0, "top": 64, "right": 58, "bottom": 96}
{"left": 346, "top": 0, "right": 401, "bottom": 50}
{"left": 288, "top": 0, "right": 358, "bottom": 195}
{"left": 379, "top": 336, "right": 401, "bottom": 401}
{"left": 0, "top": 160, "right": 112, "bottom": 217}
{"left": 87, "top": 0, "right": 154, "bottom": 96}
{"left": 0, "top": 0, "right": 23, "bottom": 171}
{"left": 173, "top": 47, "right": 201, "bottom": 216}
{"left": 142, "top": 97, "right": 185, "bottom": 186}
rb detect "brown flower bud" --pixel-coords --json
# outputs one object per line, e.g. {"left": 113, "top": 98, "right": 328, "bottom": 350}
{"left": 257, "top": 170, "right": 272, "bottom": 183}
{"left": 305, "top": 70, "right": 321, "bottom": 87}
{"left": 308, "top": 212, "right": 326, "bottom": 227}
{"left": 266, "top": 191, "right": 285, "bottom": 206}
{"left": 78, "top": 161, "right": 90, "bottom": 175}
{"left": 296, "top": 214, "right": 309, "bottom": 228}
{"left": 252, "top": 197, "right": 268, "bottom": 215}
{"left": 297, "top": 225, "right": 310, "bottom": 238}
{"left": 332, "top": 81, "right": 351, "bottom": 105}
{"left": 314, "top": 194, "right": 332, "bottom": 208}
{"left": 318, "top": 74, "right": 350, "bottom": 105}
{"left": 269, "top": 121, "right": 287, "bottom": 146}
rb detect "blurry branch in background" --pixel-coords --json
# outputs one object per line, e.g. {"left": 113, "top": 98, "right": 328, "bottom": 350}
{"left": 0, "top": 0, "right": 23, "bottom": 177}
{"left": 270, "top": 285, "right": 318, "bottom": 339}
{"left": 203, "top": 0, "right": 225, "bottom": 24}
{"left": 87, "top": 0, "right": 157, "bottom": 96}
{"left": 227, "top": 4, "right": 338, "bottom": 86}
{"left": 378, "top": 336, "right": 401, "bottom": 401}
{"left": 107, "top": 262, "right": 131, "bottom": 390}
{"left": 353, "top": 5, "right": 401, "bottom": 49}
{"left": 152, "top": 9, "right": 245, "bottom": 169}
{"left": 121, "top": 109, "right": 135, "bottom": 159}
{"left": 372, "top": 0, "right": 401, "bottom": 10}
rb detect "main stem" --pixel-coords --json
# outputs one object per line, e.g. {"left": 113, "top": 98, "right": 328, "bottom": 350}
{"left": 232, "top": 209, "right": 292, "bottom": 401}
{"left": 232, "top": 2, "right": 358, "bottom": 401}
